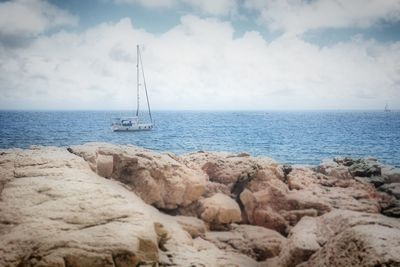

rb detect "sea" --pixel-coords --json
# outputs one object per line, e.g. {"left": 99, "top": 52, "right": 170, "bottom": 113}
{"left": 0, "top": 110, "right": 399, "bottom": 167}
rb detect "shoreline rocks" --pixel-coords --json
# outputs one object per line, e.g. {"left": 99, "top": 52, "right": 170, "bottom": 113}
{"left": 1, "top": 143, "right": 400, "bottom": 267}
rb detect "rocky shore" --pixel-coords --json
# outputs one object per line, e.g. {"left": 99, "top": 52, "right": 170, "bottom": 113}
{"left": 1, "top": 143, "right": 399, "bottom": 267}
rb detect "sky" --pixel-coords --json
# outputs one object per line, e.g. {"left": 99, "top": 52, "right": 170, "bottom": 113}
{"left": 0, "top": 0, "right": 399, "bottom": 110}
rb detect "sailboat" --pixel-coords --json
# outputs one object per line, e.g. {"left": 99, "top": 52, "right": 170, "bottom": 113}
{"left": 112, "top": 45, "right": 154, "bottom": 131}
{"left": 384, "top": 103, "right": 391, "bottom": 112}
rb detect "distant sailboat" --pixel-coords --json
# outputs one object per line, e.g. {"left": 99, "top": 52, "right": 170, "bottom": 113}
{"left": 111, "top": 45, "right": 154, "bottom": 131}
{"left": 384, "top": 104, "right": 391, "bottom": 112}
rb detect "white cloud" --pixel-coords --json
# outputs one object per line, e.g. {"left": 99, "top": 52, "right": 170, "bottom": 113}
{"left": 0, "top": 15, "right": 399, "bottom": 110}
{"left": 114, "top": 0, "right": 237, "bottom": 16}
{"left": 0, "top": 0, "right": 78, "bottom": 38}
{"left": 245, "top": 0, "right": 400, "bottom": 34}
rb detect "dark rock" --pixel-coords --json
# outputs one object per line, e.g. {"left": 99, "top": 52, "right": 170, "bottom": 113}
{"left": 282, "top": 164, "right": 293, "bottom": 183}
{"left": 378, "top": 183, "right": 400, "bottom": 199}
{"left": 348, "top": 160, "right": 381, "bottom": 177}
{"left": 354, "top": 176, "right": 385, "bottom": 187}
{"left": 382, "top": 200, "right": 400, "bottom": 218}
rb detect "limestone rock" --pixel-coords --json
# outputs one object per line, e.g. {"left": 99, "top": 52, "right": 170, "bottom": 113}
{"left": 161, "top": 237, "right": 259, "bottom": 267}
{"left": 198, "top": 193, "right": 241, "bottom": 228}
{"left": 0, "top": 147, "right": 161, "bottom": 267}
{"left": 382, "top": 166, "right": 400, "bottom": 183}
{"left": 379, "top": 183, "right": 400, "bottom": 199}
{"left": 182, "top": 151, "right": 283, "bottom": 194}
{"left": 288, "top": 167, "right": 382, "bottom": 213}
{"left": 317, "top": 159, "right": 353, "bottom": 180}
{"left": 241, "top": 163, "right": 385, "bottom": 234}
{"left": 203, "top": 181, "right": 230, "bottom": 198}
{"left": 299, "top": 224, "right": 400, "bottom": 267}
{"left": 271, "top": 209, "right": 400, "bottom": 267}
{"left": 175, "top": 215, "right": 207, "bottom": 238}
{"left": 96, "top": 154, "right": 114, "bottom": 178}
{"left": 382, "top": 199, "right": 400, "bottom": 218}
{"left": 273, "top": 216, "right": 322, "bottom": 267}
{"left": 204, "top": 224, "right": 286, "bottom": 261}
{"left": 70, "top": 142, "right": 207, "bottom": 209}
{"left": 0, "top": 146, "right": 260, "bottom": 267}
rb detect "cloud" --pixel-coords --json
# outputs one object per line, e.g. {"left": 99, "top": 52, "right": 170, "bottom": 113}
{"left": 0, "top": 0, "right": 78, "bottom": 38}
{"left": 244, "top": 0, "right": 400, "bottom": 34}
{"left": 0, "top": 15, "right": 399, "bottom": 110}
{"left": 114, "top": 0, "right": 237, "bottom": 16}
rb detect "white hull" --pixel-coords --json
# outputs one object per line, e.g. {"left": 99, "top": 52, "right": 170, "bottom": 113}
{"left": 112, "top": 123, "right": 153, "bottom": 132}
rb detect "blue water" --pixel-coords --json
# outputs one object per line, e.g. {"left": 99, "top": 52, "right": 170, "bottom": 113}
{"left": 0, "top": 111, "right": 399, "bottom": 166}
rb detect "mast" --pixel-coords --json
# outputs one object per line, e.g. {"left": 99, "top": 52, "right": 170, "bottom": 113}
{"left": 136, "top": 45, "right": 140, "bottom": 117}
{"left": 138, "top": 47, "right": 153, "bottom": 123}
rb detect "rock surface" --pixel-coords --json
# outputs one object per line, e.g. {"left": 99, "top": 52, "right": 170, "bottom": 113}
{"left": 181, "top": 151, "right": 283, "bottom": 195}
{"left": 0, "top": 146, "right": 258, "bottom": 267}
{"left": 198, "top": 193, "right": 242, "bottom": 228}
{"left": 269, "top": 209, "right": 400, "bottom": 267}
{"left": 204, "top": 224, "right": 286, "bottom": 261}
{"left": 1, "top": 144, "right": 399, "bottom": 267}
{"left": 69, "top": 143, "right": 207, "bottom": 209}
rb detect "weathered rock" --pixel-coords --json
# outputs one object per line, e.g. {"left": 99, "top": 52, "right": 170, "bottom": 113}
{"left": 240, "top": 166, "right": 383, "bottom": 233}
{"left": 204, "top": 224, "right": 286, "bottom": 261}
{"left": 354, "top": 175, "right": 385, "bottom": 187}
{"left": 198, "top": 193, "right": 241, "bottom": 228}
{"left": 348, "top": 158, "right": 381, "bottom": 177}
{"left": 270, "top": 209, "right": 400, "bottom": 267}
{"left": 181, "top": 151, "right": 283, "bottom": 195}
{"left": 317, "top": 159, "right": 353, "bottom": 180}
{"left": 298, "top": 224, "right": 400, "bottom": 267}
{"left": 382, "top": 166, "right": 400, "bottom": 183}
{"left": 288, "top": 167, "right": 382, "bottom": 213}
{"left": 0, "top": 147, "right": 161, "bottom": 266}
{"left": 2, "top": 145, "right": 398, "bottom": 267}
{"left": 240, "top": 185, "right": 290, "bottom": 234}
{"left": 318, "top": 157, "right": 386, "bottom": 180}
{"left": 0, "top": 146, "right": 259, "bottom": 267}
{"left": 161, "top": 237, "right": 259, "bottom": 267}
{"left": 175, "top": 215, "right": 207, "bottom": 238}
{"left": 379, "top": 183, "right": 400, "bottom": 199}
{"left": 70, "top": 143, "right": 207, "bottom": 209}
{"left": 96, "top": 153, "right": 114, "bottom": 178}
{"left": 271, "top": 216, "right": 322, "bottom": 267}
{"left": 203, "top": 181, "right": 230, "bottom": 198}
{"left": 382, "top": 199, "right": 400, "bottom": 218}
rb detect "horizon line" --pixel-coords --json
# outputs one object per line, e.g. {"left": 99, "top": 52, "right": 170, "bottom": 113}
{"left": 0, "top": 108, "right": 398, "bottom": 112}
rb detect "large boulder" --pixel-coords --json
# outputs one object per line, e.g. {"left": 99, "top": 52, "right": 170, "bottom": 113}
{"left": 240, "top": 166, "right": 383, "bottom": 234}
{"left": 382, "top": 166, "right": 400, "bottom": 183}
{"left": 69, "top": 143, "right": 207, "bottom": 209}
{"left": 379, "top": 183, "right": 400, "bottom": 199}
{"left": 270, "top": 216, "right": 322, "bottom": 267}
{"left": 317, "top": 159, "right": 353, "bottom": 180}
{"left": 0, "top": 147, "right": 161, "bottom": 266}
{"left": 198, "top": 193, "right": 242, "bottom": 228}
{"left": 299, "top": 224, "right": 400, "bottom": 267}
{"left": 0, "top": 146, "right": 260, "bottom": 267}
{"left": 332, "top": 157, "right": 382, "bottom": 177}
{"left": 181, "top": 151, "right": 284, "bottom": 195}
{"left": 287, "top": 167, "right": 382, "bottom": 213}
{"left": 268, "top": 209, "right": 400, "bottom": 267}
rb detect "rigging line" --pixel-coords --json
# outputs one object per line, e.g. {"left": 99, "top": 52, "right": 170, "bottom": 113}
{"left": 136, "top": 45, "right": 140, "bottom": 117}
{"left": 139, "top": 46, "right": 153, "bottom": 123}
